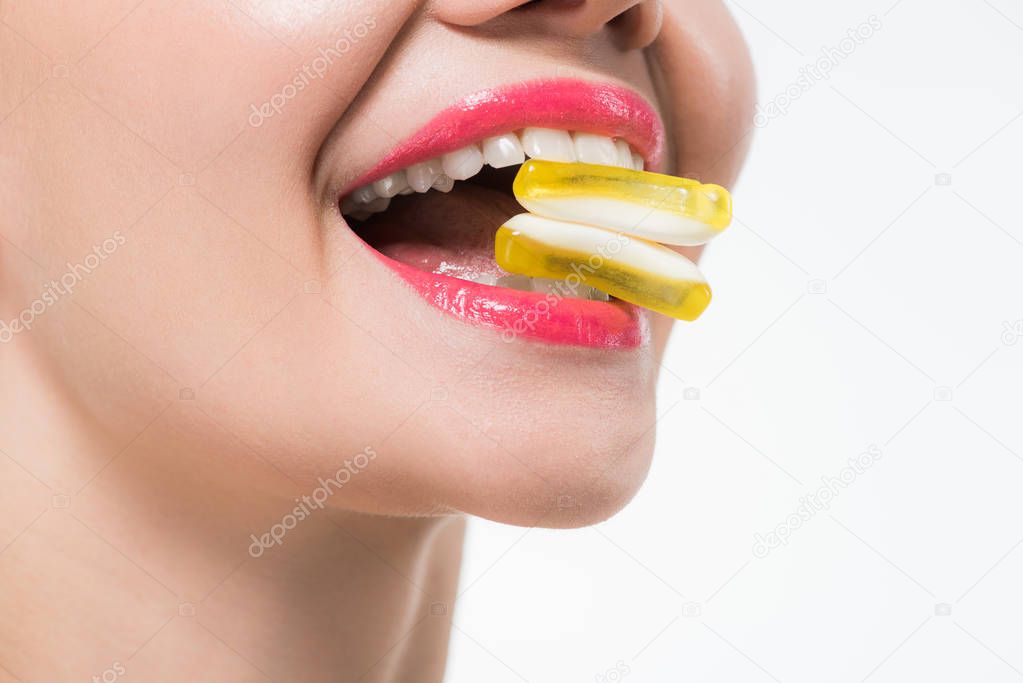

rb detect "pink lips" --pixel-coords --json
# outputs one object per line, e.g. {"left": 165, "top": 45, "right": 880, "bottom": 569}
{"left": 382, "top": 255, "right": 650, "bottom": 349}
{"left": 347, "top": 79, "right": 665, "bottom": 192}
{"left": 348, "top": 78, "right": 665, "bottom": 349}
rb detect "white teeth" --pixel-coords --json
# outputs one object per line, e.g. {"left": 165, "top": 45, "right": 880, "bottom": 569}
{"left": 480, "top": 274, "right": 611, "bottom": 301}
{"left": 496, "top": 274, "right": 533, "bottom": 292}
{"left": 432, "top": 174, "right": 454, "bottom": 192}
{"left": 482, "top": 133, "right": 526, "bottom": 169}
{"left": 442, "top": 144, "right": 485, "bottom": 181}
{"left": 341, "top": 130, "right": 646, "bottom": 217}
{"left": 407, "top": 158, "right": 442, "bottom": 193}
{"left": 573, "top": 132, "right": 618, "bottom": 166}
{"left": 614, "top": 139, "right": 633, "bottom": 169}
{"left": 470, "top": 273, "right": 498, "bottom": 285}
{"left": 520, "top": 128, "right": 576, "bottom": 163}
{"left": 351, "top": 186, "right": 376, "bottom": 204}
{"left": 373, "top": 170, "right": 408, "bottom": 198}
{"left": 531, "top": 277, "right": 563, "bottom": 295}
{"left": 528, "top": 276, "right": 610, "bottom": 301}
{"left": 343, "top": 193, "right": 389, "bottom": 221}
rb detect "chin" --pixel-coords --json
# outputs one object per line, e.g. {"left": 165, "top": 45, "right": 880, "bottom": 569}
{"left": 466, "top": 403, "right": 659, "bottom": 529}
{"left": 349, "top": 350, "right": 660, "bottom": 528}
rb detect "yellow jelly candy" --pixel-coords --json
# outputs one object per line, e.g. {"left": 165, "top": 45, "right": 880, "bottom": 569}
{"left": 495, "top": 213, "right": 712, "bottom": 321}
{"left": 512, "top": 160, "right": 731, "bottom": 246}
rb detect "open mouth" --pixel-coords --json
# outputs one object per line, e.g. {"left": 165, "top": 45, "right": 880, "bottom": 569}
{"left": 343, "top": 128, "right": 645, "bottom": 300}
{"left": 338, "top": 79, "right": 666, "bottom": 349}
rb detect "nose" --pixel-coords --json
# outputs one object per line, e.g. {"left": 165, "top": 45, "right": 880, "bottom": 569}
{"left": 431, "top": 0, "right": 664, "bottom": 50}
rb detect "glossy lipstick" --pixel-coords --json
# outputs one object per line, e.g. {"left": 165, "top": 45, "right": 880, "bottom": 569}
{"left": 346, "top": 79, "right": 665, "bottom": 192}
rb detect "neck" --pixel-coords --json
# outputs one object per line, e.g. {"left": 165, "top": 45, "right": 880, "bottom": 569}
{"left": 0, "top": 347, "right": 464, "bottom": 682}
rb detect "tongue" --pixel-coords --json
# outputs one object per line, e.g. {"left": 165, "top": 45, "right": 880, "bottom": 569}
{"left": 355, "top": 183, "right": 523, "bottom": 281}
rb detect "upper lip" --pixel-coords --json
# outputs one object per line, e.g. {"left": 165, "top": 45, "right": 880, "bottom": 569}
{"left": 339, "top": 77, "right": 665, "bottom": 198}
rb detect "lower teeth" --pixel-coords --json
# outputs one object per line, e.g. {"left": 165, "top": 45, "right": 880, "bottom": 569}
{"left": 485, "top": 274, "right": 609, "bottom": 301}
{"left": 495, "top": 274, "right": 532, "bottom": 291}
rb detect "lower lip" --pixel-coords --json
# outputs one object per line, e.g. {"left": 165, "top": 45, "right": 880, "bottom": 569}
{"left": 372, "top": 252, "right": 649, "bottom": 349}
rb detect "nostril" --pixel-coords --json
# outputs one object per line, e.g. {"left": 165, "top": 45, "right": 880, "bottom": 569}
{"left": 515, "top": 0, "right": 661, "bottom": 49}
{"left": 433, "top": 0, "right": 661, "bottom": 46}
{"left": 515, "top": 0, "right": 586, "bottom": 9}
{"left": 609, "top": 1, "right": 663, "bottom": 50}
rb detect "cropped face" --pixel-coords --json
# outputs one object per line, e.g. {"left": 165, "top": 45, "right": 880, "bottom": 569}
{"left": 1, "top": 0, "right": 752, "bottom": 526}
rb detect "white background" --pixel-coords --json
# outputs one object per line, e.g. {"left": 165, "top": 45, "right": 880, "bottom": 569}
{"left": 448, "top": 0, "right": 1023, "bottom": 680}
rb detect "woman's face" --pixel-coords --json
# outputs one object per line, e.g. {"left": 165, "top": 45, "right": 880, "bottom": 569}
{"left": 2, "top": 0, "right": 752, "bottom": 526}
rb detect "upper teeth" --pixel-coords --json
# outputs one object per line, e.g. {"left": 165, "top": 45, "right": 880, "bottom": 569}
{"left": 341, "top": 128, "right": 644, "bottom": 218}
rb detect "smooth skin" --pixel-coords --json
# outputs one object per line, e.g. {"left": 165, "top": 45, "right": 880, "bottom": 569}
{"left": 0, "top": 1, "right": 753, "bottom": 680}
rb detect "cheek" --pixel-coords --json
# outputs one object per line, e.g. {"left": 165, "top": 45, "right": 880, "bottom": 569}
{"left": 4, "top": 0, "right": 420, "bottom": 452}
{"left": 195, "top": 294, "right": 435, "bottom": 486}
{"left": 654, "top": 0, "right": 756, "bottom": 186}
